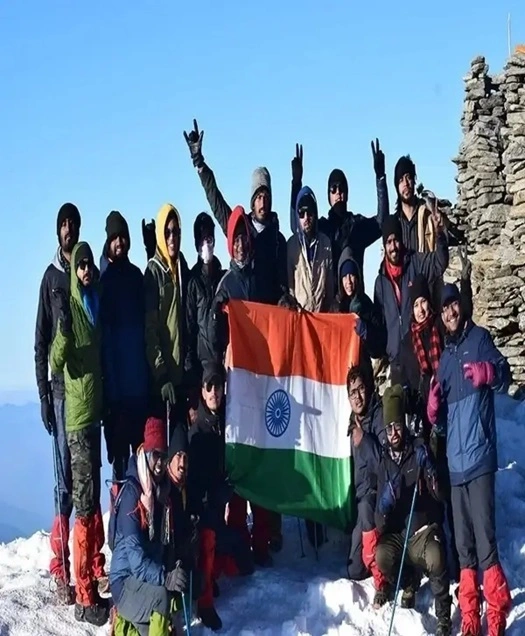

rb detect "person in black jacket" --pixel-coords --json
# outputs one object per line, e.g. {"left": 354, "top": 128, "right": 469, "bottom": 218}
{"left": 289, "top": 140, "right": 389, "bottom": 277}
{"left": 374, "top": 215, "right": 449, "bottom": 365}
{"left": 374, "top": 385, "right": 451, "bottom": 636}
{"left": 187, "top": 363, "right": 253, "bottom": 632}
{"left": 183, "top": 120, "right": 287, "bottom": 307}
{"left": 100, "top": 211, "right": 150, "bottom": 480}
{"left": 34, "top": 202, "right": 81, "bottom": 604}
{"left": 185, "top": 213, "right": 224, "bottom": 406}
{"left": 346, "top": 367, "right": 386, "bottom": 601}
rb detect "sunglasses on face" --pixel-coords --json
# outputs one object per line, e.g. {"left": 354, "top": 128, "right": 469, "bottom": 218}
{"left": 77, "top": 259, "right": 93, "bottom": 271}
{"left": 204, "top": 380, "right": 222, "bottom": 393}
{"left": 165, "top": 227, "right": 181, "bottom": 239}
{"left": 385, "top": 422, "right": 403, "bottom": 435}
{"left": 298, "top": 207, "right": 314, "bottom": 219}
{"left": 330, "top": 184, "right": 344, "bottom": 194}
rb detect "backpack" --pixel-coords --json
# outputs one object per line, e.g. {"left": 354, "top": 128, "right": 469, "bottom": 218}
{"left": 107, "top": 479, "right": 140, "bottom": 552}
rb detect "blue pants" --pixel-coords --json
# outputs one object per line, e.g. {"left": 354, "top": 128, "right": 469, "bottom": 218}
{"left": 53, "top": 397, "right": 73, "bottom": 517}
{"left": 347, "top": 496, "right": 376, "bottom": 580}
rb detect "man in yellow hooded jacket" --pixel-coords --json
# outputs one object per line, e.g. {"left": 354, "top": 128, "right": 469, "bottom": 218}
{"left": 144, "top": 204, "right": 189, "bottom": 441}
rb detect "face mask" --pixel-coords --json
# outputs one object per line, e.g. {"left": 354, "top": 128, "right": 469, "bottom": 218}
{"left": 200, "top": 241, "right": 214, "bottom": 264}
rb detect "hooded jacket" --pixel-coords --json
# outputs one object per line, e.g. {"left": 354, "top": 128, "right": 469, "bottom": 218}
{"left": 373, "top": 230, "right": 449, "bottom": 363}
{"left": 100, "top": 257, "right": 149, "bottom": 409}
{"left": 184, "top": 255, "right": 224, "bottom": 388}
{"left": 49, "top": 242, "right": 103, "bottom": 432}
{"left": 286, "top": 186, "right": 334, "bottom": 312}
{"left": 144, "top": 204, "right": 189, "bottom": 393}
{"left": 198, "top": 162, "right": 287, "bottom": 305}
{"left": 208, "top": 207, "right": 259, "bottom": 363}
{"left": 35, "top": 248, "right": 72, "bottom": 400}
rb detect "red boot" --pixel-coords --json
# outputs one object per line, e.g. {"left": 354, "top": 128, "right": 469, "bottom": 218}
{"left": 362, "top": 529, "right": 386, "bottom": 591}
{"left": 483, "top": 563, "right": 511, "bottom": 636}
{"left": 458, "top": 568, "right": 481, "bottom": 636}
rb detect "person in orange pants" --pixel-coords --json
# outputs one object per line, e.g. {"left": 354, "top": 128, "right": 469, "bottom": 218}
{"left": 50, "top": 241, "right": 108, "bottom": 626}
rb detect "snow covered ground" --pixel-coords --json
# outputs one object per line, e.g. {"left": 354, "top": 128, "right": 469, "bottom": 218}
{"left": 1, "top": 394, "right": 525, "bottom": 635}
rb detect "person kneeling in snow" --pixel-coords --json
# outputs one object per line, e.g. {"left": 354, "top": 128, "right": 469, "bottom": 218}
{"left": 109, "top": 418, "right": 188, "bottom": 636}
{"left": 375, "top": 385, "right": 451, "bottom": 636}
{"left": 427, "top": 283, "right": 512, "bottom": 636}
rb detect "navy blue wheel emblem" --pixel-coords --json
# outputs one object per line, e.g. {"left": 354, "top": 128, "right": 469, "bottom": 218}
{"left": 265, "top": 389, "right": 291, "bottom": 437}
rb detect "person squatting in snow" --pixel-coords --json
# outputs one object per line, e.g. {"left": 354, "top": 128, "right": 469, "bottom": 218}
{"left": 33, "top": 122, "right": 511, "bottom": 634}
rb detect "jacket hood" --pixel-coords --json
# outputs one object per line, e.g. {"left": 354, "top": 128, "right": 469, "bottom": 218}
{"left": 295, "top": 186, "right": 318, "bottom": 243}
{"left": 227, "top": 206, "right": 251, "bottom": 260}
{"left": 70, "top": 241, "right": 98, "bottom": 303}
{"left": 155, "top": 203, "right": 182, "bottom": 274}
{"left": 337, "top": 246, "right": 364, "bottom": 298}
{"left": 52, "top": 247, "right": 66, "bottom": 273}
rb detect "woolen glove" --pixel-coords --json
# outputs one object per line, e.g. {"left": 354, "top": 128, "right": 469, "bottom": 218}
{"left": 354, "top": 318, "right": 367, "bottom": 340}
{"left": 165, "top": 562, "right": 188, "bottom": 593}
{"left": 379, "top": 475, "right": 400, "bottom": 515}
{"left": 371, "top": 138, "right": 385, "bottom": 179}
{"left": 415, "top": 444, "right": 430, "bottom": 470}
{"left": 463, "top": 361, "right": 495, "bottom": 388}
{"left": 291, "top": 143, "right": 303, "bottom": 182}
{"left": 161, "top": 381, "right": 177, "bottom": 405}
{"left": 183, "top": 119, "right": 204, "bottom": 168}
{"left": 426, "top": 379, "right": 442, "bottom": 425}
{"left": 40, "top": 396, "right": 56, "bottom": 436}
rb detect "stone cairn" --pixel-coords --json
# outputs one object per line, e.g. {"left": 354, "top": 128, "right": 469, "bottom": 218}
{"left": 449, "top": 52, "right": 525, "bottom": 395}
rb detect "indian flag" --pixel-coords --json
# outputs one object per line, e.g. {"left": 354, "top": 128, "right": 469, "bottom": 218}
{"left": 224, "top": 300, "right": 360, "bottom": 531}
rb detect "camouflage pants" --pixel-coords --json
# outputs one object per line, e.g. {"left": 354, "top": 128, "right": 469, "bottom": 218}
{"left": 66, "top": 425, "right": 102, "bottom": 518}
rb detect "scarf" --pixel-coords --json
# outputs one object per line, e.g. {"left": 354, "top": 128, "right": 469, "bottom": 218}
{"left": 58, "top": 249, "right": 71, "bottom": 274}
{"left": 384, "top": 258, "right": 403, "bottom": 306}
{"left": 411, "top": 314, "right": 442, "bottom": 376}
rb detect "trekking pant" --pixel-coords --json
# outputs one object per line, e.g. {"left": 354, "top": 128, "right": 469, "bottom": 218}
{"left": 376, "top": 523, "right": 450, "bottom": 605}
{"left": 347, "top": 496, "right": 384, "bottom": 590}
{"left": 451, "top": 474, "right": 511, "bottom": 633}
{"left": 105, "top": 406, "right": 147, "bottom": 481}
{"left": 115, "top": 576, "right": 170, "bottom": 636}
{"left": 50, "top": 397, "right": 73, "bottom": 582}
{"left": 67, "top": 425, "right": 106, "bottom": 606}
{"left": 227, "top": 493, "right": 270, "bottom": 559}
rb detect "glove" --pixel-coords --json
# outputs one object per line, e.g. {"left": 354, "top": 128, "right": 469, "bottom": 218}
{"left": 40, "top": 396, "right": 56, "bottom": 435}
{"left": 354, "top": 318, "right": 367, "bottom": 340}
{"left": 371, "top": 138, "right": 385, "bottom": 179}
{"left": 426, "top": 379, "right": 442, "bottom": 425}
{"left": 52, "top": 288, "right": 72, "bottom": 333}
{"left": 463, "top": 361, "right": 495, "bottom": 388}
{"left": 291, "top": 143, "right": 303, "bottom": 182}
{"left": 161, "top": 381, "right": 177, "bottom": 405}
{"left": 183, "top": 119, "right": 204, "bottom": 168}
{"left": 278, "top": 292, "right": 302, "bottom": 312}
{"left": 458, "top": 244, "right": 472, "bottom": 280}
{"left": 142, "top": 218, "right": 156, "bottom": 260}
{"left": 415, "top": 444, "right": 431, "bottom": 470}
{"left": 379, "top": 475, "right": 400, "bottom": 515}
{"left": 165, "top": 561, "right": 188, "bottom": 593}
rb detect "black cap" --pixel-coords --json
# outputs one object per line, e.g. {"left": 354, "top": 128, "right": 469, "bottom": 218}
{"left": 409, "top": 274, "right": 432, "bottom": 307}
{"left": 394, "top": 155, "right": 416, "bottom": 193}
{"left": 202, "top": 362, "right": 225, "bottom": 387}
{"left": 441, "top": 283, "right": 461, "bottom": 310}
{"left": 56, "top": 202, "right": 81, "bottom": 236}
{"left": 193, "top": 212, "right": 215, "bottom": 251}
{"left": 168, "top": 424, "right": 188, "bottom": 461}
{"left": 105, "top": 210, "right": 130, "bottom": 244}
{"left": 327, "top": 169, "right": 348, "bottom": 203}
{"left": 382, "top": 215, "right": 403, "bottom": 247}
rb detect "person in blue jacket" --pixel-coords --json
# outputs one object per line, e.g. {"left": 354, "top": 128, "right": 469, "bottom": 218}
{"left": 427, "top": 283, "right": 511, "bottom": 636}
{"left": 100, "top": 211, "right": 150, "bottom": 480}
{"left": 109, "top": 417, "right": 188, "bottom": 636}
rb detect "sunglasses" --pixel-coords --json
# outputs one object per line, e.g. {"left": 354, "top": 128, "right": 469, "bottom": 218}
{"left": 330, "top": 184, "right": 345, "bottom": 194}
{"left": 385, "top": 422, "right": 403, "bottom": 435}
{"left": 204, "top": 380, "right": 223, "bottom": 392}
{"left": 77, "top": 259, "right": 93, "bottom": 271}
{"left": 165, "top": 227, "right": 181, "bottom": 239}
{"left": 298, "top": 207, "right": 314, "bottom": 219}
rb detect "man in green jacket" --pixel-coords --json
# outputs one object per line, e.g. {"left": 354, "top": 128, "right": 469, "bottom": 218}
{"left": 144, "top": 204, "right": 189, "bottom": 442}
{"left": 50, "top": 242, "right": 109, "bottom": 627}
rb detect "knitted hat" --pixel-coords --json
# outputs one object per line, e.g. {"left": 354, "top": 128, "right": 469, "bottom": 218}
{"left": 56, "top": 202, "right": 81, "bottom": 236}
{"left": 327, "top": 169, "right": 348, "bottom": 203}
{"left": 143, "top": 417, "right": 167, "bottom": 453}
{"left": 296, "top": 187, "right": 318, "bottom": 218}
{"left": 105, "top": 210, "right": 130, "bottom": 244}
{"left": 382, "top": 215, "right": 403, "bottom": 247}
{"left": 383, "top": 384, "right": 405, "bottom": 427}
{"left": 193, "top": 212, "right": 215, "bottom": 251}
{"left": 168, "top": 424, "right": 188, "bottom": 461}
{"left": 250, "top": 167, "right": 272, "bottom": 209}
{"left": 202, "top": 361, "right": 225, "bottom": 387}
{"left": 409, "top": 273, "right": 432, "bottom": 307}
{"left": 394, "top": 155, "right": 416, "bottom": 193}
{"left": 441, "top": 283, "right": 461, "bottom": 310}
{"left": 73, "top": 242, "right": 94, "bottom": 270}
{"left": 340, "top": 259, "right": 359, "bottom": 279}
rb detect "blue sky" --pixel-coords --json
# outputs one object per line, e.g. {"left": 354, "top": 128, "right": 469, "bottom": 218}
{"left": 1, "top": 0, "right": 523, "bottom": 393}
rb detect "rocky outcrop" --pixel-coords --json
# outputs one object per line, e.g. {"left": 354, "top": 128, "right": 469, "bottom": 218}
{"left": 451, "top": 53, "right": 525, "bottom": 394}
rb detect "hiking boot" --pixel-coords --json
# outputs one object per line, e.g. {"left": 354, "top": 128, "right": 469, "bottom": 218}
{"left": 97, "top": 575, "right": 110, "bottom": 596}
{"left": 435, "top": 594, "right": 452, "bottom": 636}
{"left": 373, "top": 586, "right": 391, "bottom": 609}
{"left": 53, "top": 577, "right": 74, "bottom": 605}
{"left": 74, "top": 602, "right": 109, "bottom": 627}
{"left": 212, "top": 580, "right": 220, "bottom": 598}
{"left": 198, "top": 606, "right": 222, "bottom": 631}
{"left": 253, "top": 550, "right": 273, "bottom": 568}
{"left": 436, "top": 617, "right": 452, "bottom": 636}
{"left": 401, "top": 571, "right": 421, "bottom": 609}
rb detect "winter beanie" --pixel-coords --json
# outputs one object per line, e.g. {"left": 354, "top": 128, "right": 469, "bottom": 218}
{"left": 340, "top": 259, "right": 359, "bottom": 279}
{"left": 105, "top": 210, "right": 130, "bottom": 245}
{"left": 56, "top": 202, "right": 81, "bottom": 236}
{"left": 382, "top": 215, "right": 403, "bottom": 247}
{"left": 250, "top": 167, "right": 272, "bottom": 209}
{"left": 382, "top": 384, "right": 405, "bottom": 426}
{"left": 409, "top": 273, "right": 432, "bottom": 307}
{"left": 441, "top": 283, "right": 461, "bottom": 310}
{"left": 394, "top": 155, "right": 416, "bottom": 193}
{"left": 193, "top": 212, "right": 215, "bottom": 251}
{"left": 168, "top": 424, "right": 188, "bottom": 461}
{"left": 202, "top": 361, "right": 226, "bottom": 387}
{"left": 327, "top": 169, "right": 349, "bottom": 203}
{"left": 73, "top": 241, "right": 94, "bottom": 270}
{"left": 143, "top": 417, "right": 167, "bottom": 453}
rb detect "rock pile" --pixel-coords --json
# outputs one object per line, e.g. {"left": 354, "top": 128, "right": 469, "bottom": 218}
{"left": 451, "top": 52, "right": 525, "bottom": 394}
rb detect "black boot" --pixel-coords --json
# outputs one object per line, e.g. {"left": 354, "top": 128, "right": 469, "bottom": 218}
{"left": 198, "top": 606, "right": 222, "bottom": 631}
{"left": 213, "top": 579, "right": 220, "bottom": 598}
{"left": 372, "top": 584, "right": 392, "bottom": 609}
{"left": 74, "top": 602, "right": 109, "bottom": 627}
{"left": 253, "top": 550, "right": 273, "bottom": 567}
{"left": 435, "top": 594, "right": 452, "bottom": 636}
{"left": 401, "top": 570, "right": 421, "bottom": 609}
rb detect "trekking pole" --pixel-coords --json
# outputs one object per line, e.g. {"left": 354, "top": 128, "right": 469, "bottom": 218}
{"left": 51, "top": 433, "right": 68, "bottom": 588}
{"left": 177, "top": 560, "right": 191, "bottom": 636}
{"left": 297, "top": 518, "right": 305, "bottom": 558}
{"left": 166, "top": 401, "right": 171, "bottom": 447}
{"left": 387, "top": 468, "right": 421, "bottom": 636}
